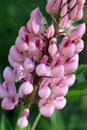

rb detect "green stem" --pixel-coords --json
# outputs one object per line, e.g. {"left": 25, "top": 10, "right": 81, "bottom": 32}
{"left": 31, "top": 113, "right": 42, "bottom": 130}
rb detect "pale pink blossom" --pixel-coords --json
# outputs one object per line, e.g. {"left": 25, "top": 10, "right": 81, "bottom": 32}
{"left": 51, "top": 65, "right": 64, "bottom": 77}
{"left": 40, "top": 104, "right": 54, "bottom": 117}
{"left": 46, "top": 24, "right": 54, "bottom": 39}
{"left": 64, "top": 54, "right": 79, "bottom": 74}
{"left": 1, "top": 98, "right": 15, "bottom": 110}
{"left": 38, "top": 86, "right": 51, "bottom": 99}
{"left": 17, "top": 116, "right": 28, "bottom": 129}
{"left": 24, "top": 58, "right": 35, "bottom": 73}
{"left": 52, "top": 97, "right": 66, "bottom": 110}
{"left": 36, "top": 63, "right": 47, "bottom": 76}
{"left": 3, "top": 67, "right": 16, "bottom": 83}
{"left": 22, "top": 108, "right": 29, "bottom": 118}
{"left": 15, "top": 36, "right": 28, "bottom": 52}
{"left": 48, "top": 43, "right": 57, "bottom": 57}
{"left": 52, "top": 84, "right": 68, "bottom": 97}
{"left": 19, "top": 81, "right": 33, "bottom": 97}
{"left": 69, "top": 23, "right": 86, "bottom": 40}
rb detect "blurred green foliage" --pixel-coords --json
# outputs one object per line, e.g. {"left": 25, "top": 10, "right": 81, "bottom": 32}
{"left": 0, "top": 0, "right": 87, "bottom": 130}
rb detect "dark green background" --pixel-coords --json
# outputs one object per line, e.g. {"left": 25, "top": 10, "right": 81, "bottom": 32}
{"left": 0, "top": 0, "right": 87, "bottom": 130}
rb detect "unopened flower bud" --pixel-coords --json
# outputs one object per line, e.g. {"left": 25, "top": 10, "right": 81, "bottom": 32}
{"left": 22, "top": 108, "right": 29, "bottom": 118}
{"left": 69, "top": 0, "right": 77, "bottom": 9}
{"left": 0, "top": 84, "right": 9, "bottom": 98}
{"left": 15, "top": 36, "right": 28, "bottom": 52}
{"left": 65, "top": 54, "right": 79, "bottom": 74}
{"left": 46, "top": 24, "right": 54, "bottom": 39}
{"left": 48, "top": 43, "right": 57, "bottom": 57}
{"left": 38, "top": 87, "right": 51, "bottom": 99}
{"left": 17, "top": 116, "right": 28, "bottom": 129}
{"left": 24, "top": 58, "right": 35, "bottom": 73}
{"left": 9, "top": 45, "right": 23, "bottom": 62}
{"left": 8, "top": 54, "right": 17, "bottom": 67}
{"left": 60, "top": 44, "right": 75, "bottom": 57}
{"left": 59, "top": 14, "right": 68, "bottom": 29}
{"left": 52, "top": 65, "right": 64, "bottom": 77}
{"left": 74, "top": 39, "right": 84, "bottom": 53}
{"left": 1, "top": 98, "right": 14, "bottom": 110}
{"left": 53, "top": 97, "right": 66, "bottom": 110}
{"left": 52, "top": 84, "right": 68, "bottom": 96}
{"left": 69, "top": 4, "right": 77, "bottom": 20}
{"left": 36, "top": 63, "right": 47, "bottom": 76}
{"left": 52, "top": 0, "right": 62, "bottom": 14}
{"left": 66, "top": 74, "right": 76, "bottom": 86}
{"left": 19, "top": 81, "right": 33, "bottom": 97}
{"left": 69, "top": 23, "right": 86, "bottom": 40}
{"left": 3, "top": 67, "right": 16, "bottom": 83}
{"left": 40, "top": 104, "right": 54, "bottom": 117}
{"left": 60, "top": 3, "right": 68, "bottom": 17}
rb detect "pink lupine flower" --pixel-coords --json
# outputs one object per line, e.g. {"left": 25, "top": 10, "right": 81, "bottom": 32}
{"left": 14, "top": 63, "right": 24, "bottom": 81}
{"left": 3, "top": 67, "right": 16, "bottom": 83}
{"left": 40, "top": 55, "right": 48, "bottom": 64}
{"left": 18, "top": 26, "right": 29, "bottom": 40}
{"left": 75, "top": 8, "right": 83, "bottom": 21}
{"left": 0, "top": 84, "right": 9, "bottom": 98}
{"left": 46, "top": 0, "right": 62, "bottom": 14}
{"left": 46, "top": 0, "right": 55, "bottom": 14}
{"left": 38, "top": 86, "right": 51, "bottom": 99}
{"left": 46, "top": 24, "right": 54, "bottom": 39}
{"left": 0, "top": 81, "right": 16, "bottom": 98}
{"left": 48, "top": 42, "right": 57, "bottom": 57}
{"left": 3, "top": 81, "right": 16, "bottom": 93}
{"left": 63, "top": 74, "right": 76, "bottom": 87}
{"left": 22, "top": 108, "right": 29, "bottom": 118}
{"left": 40, "top": 104, "right": 54, "bottom": 117}
{"left": 60, "top": 40, "right": 75, "bottom": 57}
{"left": 28, "top": 41, "right": 39, "bottom": 56}
{"left": 36, "top": 63, "right": 47, "bottom": 76}
{"left": 69, "top": 4, "right": 78, "bottom": 20}
{"left": 24, "top": 58, "right": 35, "bottom": 73}
{"left": 8, "top": 54, "right": 17, "bottom": 67}
{"left": 52, "top": 97, "right": 66, "bottom": 110}
{"left": 9, "top": 45, "right": 23, "bottom": 62}
{"left": 52, "top": 0, "right": 62, "bottom": 13}
{"left": 69, "top": 23, "right": 86, "bottom": 40}
{"left": 15, "top": 36, "right": 28, "bottom": 52}
{"left": 52, "top": 84, "right": 68, "bottom": 97}
{"left": 19, "top": 81, "right": 33, "bottom": 98}
{"left": 1, "top": 98, "right": 15, "bottom": 110}
{"left": 74, "top": 39, "right": 84, "bottom": 53}
{"left": 27, "top": 8, "right": 45, "bottom": 35}
{"left": 51, "top": 65, "right": 64, "bottom": 77}
{"left": 17, "top": 116, "right": 28, "bottom": 129}
{"left": 62, "top": 0, "right": 67, "bottom": 5}
{"left": 64, "top": 54, "right": 79, "bottom": 74}
{"left": 45, "top": 66, "right": 52, "bottom": 76}
{"left": 0, "top": 0, "right": 85, "bottom": 127}
{"left": 59, "top": 14, "right": 68, "bottom": 29}
{"left": 60, "top": 3, "right": 68, "bottom": 17}
{"left": 69, "top": 0, "right": 77, "bottom": 9}
{"left": 10, "top": 92, "right": 19, "bottom": 105}
{"left": 28, "top": 19, "right": 41, "bottom": 35}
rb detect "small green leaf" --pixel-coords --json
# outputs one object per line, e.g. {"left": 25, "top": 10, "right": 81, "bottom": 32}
{"left": 74, "top": 64, "right": 86, "bottom": 76}
{"left": 66, "top": 90, "right": 87, "bottom": 98}
{"left": 71, "top": 81, "right": 87, "bottom": 90}
{"left": 0, "top": 114, "right": 12, "bottom": 130}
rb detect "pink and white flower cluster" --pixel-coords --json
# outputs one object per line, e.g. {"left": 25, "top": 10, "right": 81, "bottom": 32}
{"left": 0, "top": 0, "right": 86, "bottom": 129}
{"left": 46, "top": 0, "right": 85, "bottom": 29}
